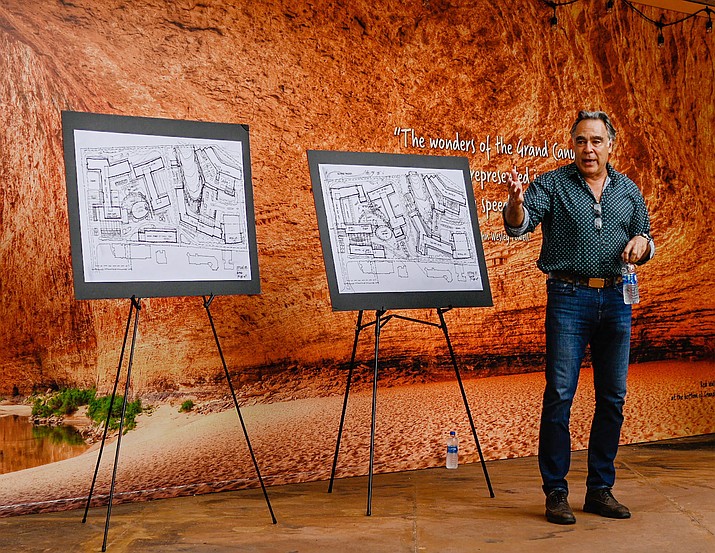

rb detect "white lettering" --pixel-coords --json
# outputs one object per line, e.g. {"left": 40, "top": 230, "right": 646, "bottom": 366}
{"left": 552, "top": 142, "right": 575, "bottom": 161}
{"left": 516, "top": 138, "right": 549, "bottom": 158}
{"left": 472, "top": 169, "right": 509, "bottom": 190}
{"left": 481, "top": 197, "right": 508, "bottom": 219}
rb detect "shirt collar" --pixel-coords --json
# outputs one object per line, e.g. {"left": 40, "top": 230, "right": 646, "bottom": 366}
{"left": 567, "top": 162, "right": 617, "bottom": 189}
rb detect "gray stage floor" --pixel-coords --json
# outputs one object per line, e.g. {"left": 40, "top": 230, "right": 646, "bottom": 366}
{"left": 1, "top": 434, "right": 713, "bottom": 552}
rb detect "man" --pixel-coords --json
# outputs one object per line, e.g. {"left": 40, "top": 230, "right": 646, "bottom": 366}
{"left": 503, "top": 110, "right": 655, "bottom": 524}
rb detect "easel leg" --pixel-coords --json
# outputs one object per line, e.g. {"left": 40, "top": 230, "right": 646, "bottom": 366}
{"left": 81, "top": 296, "right": 142, "bottom": 552}
{"left": 82, "top": 298, "right": 136, "bottom": 525}
{"left": 366, "top": 309, "right": 385, "bottom": 516}
{"left": 101, "top": 297, "right": 142, "bottom": 551}
{"left": 328, "top": 310, "right": 364, "bottom": 493}
{"left": 203, "top": 295, "right": 277, "bottom": 524}
{"left": 437, "top": 308, "right": 495, "bottom": 498}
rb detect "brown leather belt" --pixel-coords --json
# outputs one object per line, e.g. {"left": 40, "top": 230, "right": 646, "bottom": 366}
{"left": 548, "top": 271, "right": 622, "bottom": 289}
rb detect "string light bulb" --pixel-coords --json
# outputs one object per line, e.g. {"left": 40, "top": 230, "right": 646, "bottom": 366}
{"left": 706, "top": 8, "right": 713, "bottom": 33}
{"left": 657, "top": 22, "right": 665, "bottom": 46}
{"left": 550, "top": 5, "right": 558, "bottom": 27}
{"left": 606, "top": 0, "right": 614, "bottom": 13}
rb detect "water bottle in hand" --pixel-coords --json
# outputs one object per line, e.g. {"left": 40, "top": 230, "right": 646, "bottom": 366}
{"left": 621, "top": 262, "right": 640, "bottom": 305}
{"left": 446, "top": 431, "right": 458, "bottom": 469}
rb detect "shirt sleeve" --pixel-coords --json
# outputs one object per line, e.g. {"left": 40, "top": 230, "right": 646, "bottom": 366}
{"left": 503, "top": 206, "right": 530, "bottom": 237}
{"left": 519, "top": 174, "right": 552, "bottom": 233}
{"left": 637, "top": 235, "right": 656, "bottom": 264}
{"left": 627, "top": 180, "right": 655, "bottom": 264}
{"left": 502, "top": 173, "right": 552, "bottom": 236}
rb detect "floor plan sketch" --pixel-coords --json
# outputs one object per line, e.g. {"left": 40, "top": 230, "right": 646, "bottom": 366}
{"left": 317, "top": 163, "right": 485, "bottom": 294}
{"left": 73, "top": 130, "right": 252, "bottom": 283}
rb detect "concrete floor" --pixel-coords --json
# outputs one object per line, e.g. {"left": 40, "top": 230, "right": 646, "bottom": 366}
{"left": 1, "top": 434, "right": 713, "bottom": 553}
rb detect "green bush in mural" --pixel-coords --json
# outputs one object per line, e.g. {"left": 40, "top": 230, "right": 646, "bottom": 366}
{"left": 87, "top": 395, "right": 143, "bottom": 432}
{"left": 31, "top": 388, "right": 96, "bottom": 418}
{"left": 31, "top": 388, "right": 143, "bottom": 433}
{"left": 179, "top": 399, "right": 194, "bottom": 413}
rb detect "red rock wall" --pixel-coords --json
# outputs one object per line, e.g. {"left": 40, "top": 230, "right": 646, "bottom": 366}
{"left": 0, "top": 0, "right": 713, "bottom": 396}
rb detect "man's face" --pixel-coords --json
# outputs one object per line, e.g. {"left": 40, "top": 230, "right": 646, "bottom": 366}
{"left": 571, "top": 119, "right": 612, "bottom": 181}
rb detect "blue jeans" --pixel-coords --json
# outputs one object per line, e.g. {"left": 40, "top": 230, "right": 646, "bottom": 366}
{"left": 539, "top": 279, "right": 632, "bottom": 494}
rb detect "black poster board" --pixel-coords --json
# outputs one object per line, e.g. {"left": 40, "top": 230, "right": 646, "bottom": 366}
{"left": 308, "top": 150, "right": 492, "bottom": 311}
{"left": 62, "top": 111, "right": 260, "bottom": 299}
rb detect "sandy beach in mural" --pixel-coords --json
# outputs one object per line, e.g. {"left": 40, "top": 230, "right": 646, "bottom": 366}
{"left": 1, "top": 360, "right": 713, "bottom": 517}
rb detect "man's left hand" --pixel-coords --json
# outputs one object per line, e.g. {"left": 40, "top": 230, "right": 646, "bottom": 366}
{"left": 622, "top": 235, "right": 650, "bottom": 264}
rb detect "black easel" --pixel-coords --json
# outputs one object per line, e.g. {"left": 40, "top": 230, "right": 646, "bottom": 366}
{"left": 328, "top": 307, "right": 494, "bottom": 516}
{"left": 81, "top": 296, "right": 142, "bottom": 552}
{"left": 82, "top": 295, "right": 276, "bottom": 552}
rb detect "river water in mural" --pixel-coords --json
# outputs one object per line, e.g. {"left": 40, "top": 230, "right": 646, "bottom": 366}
{"left": 0, "top": 414, "right": 90, "bottom": 474}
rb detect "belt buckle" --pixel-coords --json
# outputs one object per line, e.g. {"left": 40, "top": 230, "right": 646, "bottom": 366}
{"left": 588, "top": 277, "right": 606, "bottom": 288}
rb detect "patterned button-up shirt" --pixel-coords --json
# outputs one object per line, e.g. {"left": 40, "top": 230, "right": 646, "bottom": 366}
{"left": 503, "top": 162, "right": 652, "bottom": 278}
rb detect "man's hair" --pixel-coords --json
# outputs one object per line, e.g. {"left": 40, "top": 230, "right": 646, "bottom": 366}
{"left": 570, "top": 110, "right": 617, "bottom": 143}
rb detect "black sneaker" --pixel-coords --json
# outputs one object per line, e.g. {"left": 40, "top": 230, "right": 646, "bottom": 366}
{"left": 583, "top": 488, "right": 631, "bottom": 519}
{"left": 545, "top": 489, "right": 576, "bottom": 524}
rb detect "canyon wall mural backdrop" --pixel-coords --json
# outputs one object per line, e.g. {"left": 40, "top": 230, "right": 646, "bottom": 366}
{"left": 0, "top": 0, "right": 713, "bottom": 515}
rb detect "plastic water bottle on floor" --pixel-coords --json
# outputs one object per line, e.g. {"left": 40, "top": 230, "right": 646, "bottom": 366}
{"left": 446, "top": 431, "right": 458, "bottom": 469}
{"left": 621, "top": 262, "right": 640, "bottom": 305}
